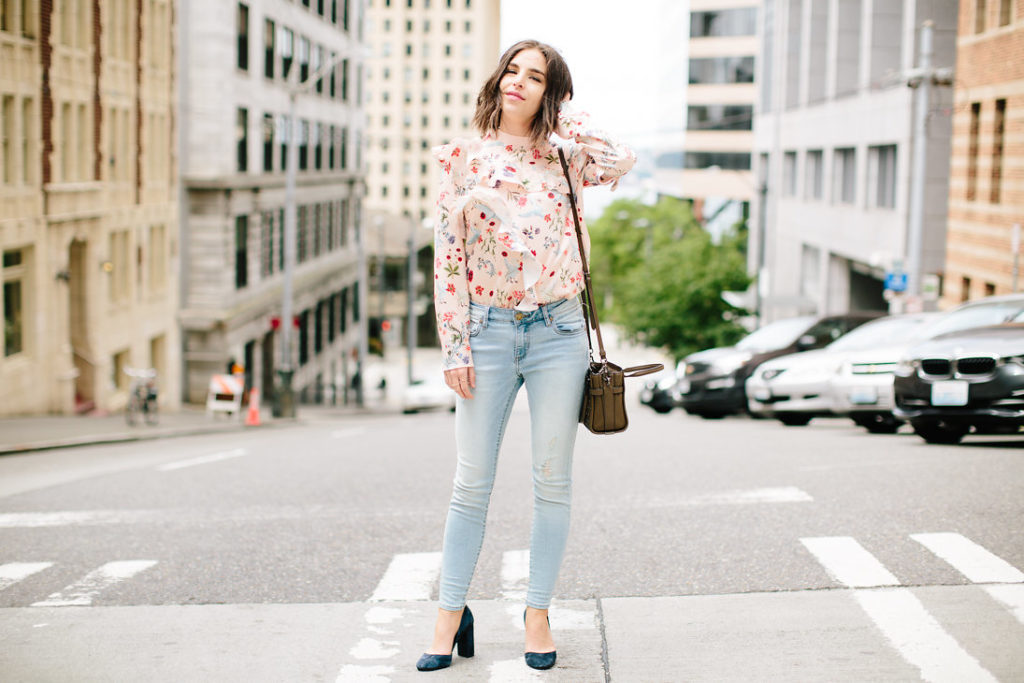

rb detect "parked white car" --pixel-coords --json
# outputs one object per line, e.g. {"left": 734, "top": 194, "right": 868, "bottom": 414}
{"left": 401, "top": 374, "right": 457, "bottom": 414}
{"left": 747, "top": 314, "right": 935, "bottom": 427}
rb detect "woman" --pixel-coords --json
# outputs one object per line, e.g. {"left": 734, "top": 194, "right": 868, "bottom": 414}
{"left": 417, "top": 39, "right": 635, "bottom": 672}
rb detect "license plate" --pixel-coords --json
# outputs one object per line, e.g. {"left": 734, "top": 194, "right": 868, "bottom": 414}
{"left": 677, "top": 379, "right": 691, "bottom": 395}
{"left": 931, "top": 380, "right": 969, "bottom": 407}
{"left": 752, "top": 387, "right": 771, "bottom": 402}
{"left": 848, "top": 387, "right": 878, "bottom": 405}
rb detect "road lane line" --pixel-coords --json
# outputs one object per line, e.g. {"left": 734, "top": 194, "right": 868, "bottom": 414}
{"left": 855, "top": 589, "right": 997, "bottom": 683}
{"left": 31, "top": 560, "right": 157, "bottom": 607}
{"left": 369, "top": 552, "right": 442, "bottom": 602}
{"left": 157, "top": 448, "right": 247, "bottom": 472}
{"left": 984, "top": 584, "right": 1024, "bottom": 626}
{"left": 500, "top": 549, "right": 530, "bottom": 601}
{"left": 0, "top": 562, "right": 53, "bottom": 591}
{"left": 911, "top": 532, "right": 1024, "bottom": 583}
{"left": 800, "top": 537, "right": 900, "bottom": 588}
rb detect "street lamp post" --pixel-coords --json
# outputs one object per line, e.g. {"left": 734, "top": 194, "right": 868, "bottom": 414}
{"left": 276, "top": 52, "right": 350, "bottom": 417}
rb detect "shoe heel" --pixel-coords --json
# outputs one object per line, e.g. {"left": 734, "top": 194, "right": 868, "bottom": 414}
{"left": 456, "top": 623, "right": 475, "bottom": 658}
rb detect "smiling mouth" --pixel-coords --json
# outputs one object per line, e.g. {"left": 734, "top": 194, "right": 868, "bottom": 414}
{"left": 505, "top": 92, "right": 524, "bottom": 101}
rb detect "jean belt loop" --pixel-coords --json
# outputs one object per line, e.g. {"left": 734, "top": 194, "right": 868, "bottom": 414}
{"left": 482, "top": 304, "right": 490, "bottom": 330}
{"left": 542, "top": 302, "right": 552, "bottom": 327}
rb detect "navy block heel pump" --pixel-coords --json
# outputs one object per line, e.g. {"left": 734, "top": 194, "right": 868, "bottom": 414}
{"left": 416, "top": 606, "right": 475, "bottom": 672}
{"left": 523, "top": 609, "right": 557, "bottom": 671}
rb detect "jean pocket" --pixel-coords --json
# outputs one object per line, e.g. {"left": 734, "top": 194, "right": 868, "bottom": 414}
{"left": 468, "top": 314, "right": 485, "bottom": 337}
{"left": 552, "top": 310, "right": 585, "bottom": 336}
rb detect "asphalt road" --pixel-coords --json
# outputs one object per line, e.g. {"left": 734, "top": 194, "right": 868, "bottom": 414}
{"left": 0, "top": 398, "right": 1021, "bottom": 682}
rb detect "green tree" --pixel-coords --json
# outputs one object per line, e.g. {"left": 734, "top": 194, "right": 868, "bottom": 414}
{"left": 587, "top": 197, "right": 751, "bottom": 360}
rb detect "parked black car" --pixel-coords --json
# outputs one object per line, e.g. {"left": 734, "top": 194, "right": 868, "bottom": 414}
{"left": 893, "top": 322, "right": 1024, "bottom": 444}
{"left": 640, "top": 364, "right": 684, "bottom": 414}
{"left": 677, "top": 312, "right": 884, "bottom": 419}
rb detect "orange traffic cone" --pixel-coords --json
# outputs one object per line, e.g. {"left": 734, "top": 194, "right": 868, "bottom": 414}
{"left": 245, "top": 388, "right": 261, "bottom": 426}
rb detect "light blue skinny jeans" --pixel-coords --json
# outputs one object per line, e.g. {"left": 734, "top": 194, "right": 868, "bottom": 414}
{"left": 438, "top": 297, "right": 590, "bottom": 611}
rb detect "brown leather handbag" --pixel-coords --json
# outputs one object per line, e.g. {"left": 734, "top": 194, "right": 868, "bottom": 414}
{"left": 557, "top": 149, "right": 663, "bottom": 434}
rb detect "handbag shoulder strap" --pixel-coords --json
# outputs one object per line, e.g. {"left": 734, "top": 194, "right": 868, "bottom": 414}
{"left": 557, "top": 147, "right": 607, "bottom": 363}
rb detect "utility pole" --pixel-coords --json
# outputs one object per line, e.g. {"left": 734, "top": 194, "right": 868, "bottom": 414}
{"left": 406, "top": 217, "right": 418, "bottom": 385}
{"left": 277, "top": 52, "right": 350, "bottom": 417}
{"left": 904, "top": 20, "right": 954, "bottom": 306}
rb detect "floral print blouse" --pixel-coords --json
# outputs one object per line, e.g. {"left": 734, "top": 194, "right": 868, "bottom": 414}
{"left": 432, "top": 103, "right": 636, "bottom": 370}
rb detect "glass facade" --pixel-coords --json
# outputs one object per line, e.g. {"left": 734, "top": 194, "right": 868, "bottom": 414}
{"left": 687, "top": 104, "right": 753, "bottom": 131}
{"left": 689, "top": 56, "right": 755, "bottom": 85}
{"left": 690, "top": 8, "right": 757, "bottom": 38}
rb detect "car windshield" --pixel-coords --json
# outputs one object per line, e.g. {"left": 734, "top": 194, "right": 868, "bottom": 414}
{"left": 736, "top": 317, "right": 815, "bottom": 353}
{"left": 826, "top": 316, "right": 929, "bottom": 351}
{"left": 922, "top": 300, "right": 1024, "bottom": 338}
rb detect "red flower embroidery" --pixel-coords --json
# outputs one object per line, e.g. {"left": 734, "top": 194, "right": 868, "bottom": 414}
{"left": 446, "top": 283, "right": 456, "bottom": 294}
{"left": 452, "top": 148, "right": 461, "bottom": 157}
{"left": 475, "top": 285, "right": 484, "bottom": 295}
{"left": 467, "top": 270, "right": 473, "bottom": 282}
{"left": 533, "top": 149, "right": 542, "bottom": 160}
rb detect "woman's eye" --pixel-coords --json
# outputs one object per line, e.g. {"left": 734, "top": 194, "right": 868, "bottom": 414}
{"left": 530, "top": 76, "right": 542, "bottom": 83}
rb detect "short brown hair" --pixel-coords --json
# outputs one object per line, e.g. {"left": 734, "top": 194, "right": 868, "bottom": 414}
{"left": 472, "top": 40, "right": 574, "bottom": 145}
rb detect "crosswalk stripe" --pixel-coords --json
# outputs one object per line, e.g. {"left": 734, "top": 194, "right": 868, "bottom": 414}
{"left": 369, "top": 552, "right": 442, "bottom": 602}
{"left": 983, "top": 584, "right": 1024, "bottom": 626}
{"left": 854, "top": 589, "right": 997, "bottom": 683}
{"left": 30, "top": 560, "right": 157, "bottom": 607}
{"left": 500, "top": 550, "right": 530, "bottom": 601}
{"left": 800, "top": 536, "right": 900, "bottom": 588}
{"left": 911, "top": 532, "right": 1024, "bottom": 584}
{"left": 0, "top": 562, "right": 53, "bottom": 591}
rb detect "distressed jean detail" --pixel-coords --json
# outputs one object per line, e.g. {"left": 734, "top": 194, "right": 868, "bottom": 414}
{"left": 438, "top": 297, "right": 590, "bottom": 611}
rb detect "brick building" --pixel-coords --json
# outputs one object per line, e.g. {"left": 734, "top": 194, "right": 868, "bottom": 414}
{"left": 944, "top": 0, "right": 1024, "bottom": 304}
{"left": 0, "top": 0, "right": 181, "bottom": 416}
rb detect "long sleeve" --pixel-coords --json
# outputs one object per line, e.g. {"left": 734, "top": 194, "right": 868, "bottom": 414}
{"left": 557, "top": 102, "right": 636, "bottom": 188}
{"left": 433, "top": 144, "right": 474, "bottom": 370}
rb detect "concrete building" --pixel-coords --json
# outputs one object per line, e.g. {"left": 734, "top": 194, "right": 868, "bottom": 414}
{"left": 658, "top": 1, "right": 760, "bottom": 211}
{"left": 362, "top": 0, "right": 500, "bottom": 354}
{"left": 753, "top": 0, "right": 958, "bottom": 321}
{"left": 943, "top": 0, "right": 1023, "bottom": 304}
{"left": 0, "top": 0, "right": 181, "bottom": 417}
{"left": 179, "top": 0, "right": 368, "bottom": 406}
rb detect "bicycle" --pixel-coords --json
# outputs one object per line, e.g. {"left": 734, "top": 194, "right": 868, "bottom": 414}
{"left": 125, "top": 367, "right": 159, "bottom": 426}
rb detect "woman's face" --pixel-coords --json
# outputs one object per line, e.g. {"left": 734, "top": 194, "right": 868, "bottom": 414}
{"left": 498, "top": 48, "right": 547, "bottom": 125}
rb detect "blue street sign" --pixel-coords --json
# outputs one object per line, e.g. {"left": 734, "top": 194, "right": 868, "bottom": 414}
{"left": 885, "top": 272, "right": 908, "bottom": 292}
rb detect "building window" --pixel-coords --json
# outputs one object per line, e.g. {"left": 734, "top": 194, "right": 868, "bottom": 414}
{"left": 984, "top": 282, "right": 996, "bottom": 297}
{"left": 782, "top": 151, "right": 797, "bottom": 196}
{"left": 281, "top": 27, "right": 294, "bottom": 79}
{"left": 149, "top": 225, "right": 167, "bottom": 292}
{"left": 689, "top": 8, "right": 757, "bottom": 37}
{"left": 869, "top": 144, "right": 897, "bottom": 209}
{"left": 686, "top": 105, "right": 753, "bottom": 131}
{"left": 313, "top": 122, "right": 322, "bottom": 170}
{"left": 264, "top": 19, "right": 275, "bottom": 79}
{"left": 299, "top": 119, "right": 309, "bottom": 170}
{"left": 109, "top": 230, "right": 130, "bottom": 303}
{"left": 688, "top": 56, "right": 754, "bottom": 84}
{"left": 1, "top": 95, "right": 13, "bottom": 184}
{"left": 2, "top": 249, "right": 25, "bottom": 357}
{"left": 975, "top": 0, "right": 987, "bottom": 33}
{"left": 833, "top": 147, "right": 856, "bottom": 204}
{"left": 967, "top": 102, "right": 980, "bottom": 201}
{"left": 237, "top": 3, "right": 249, "bottom": 70}
{"left": 999, "top": 0, "right": 1012, "bottom": 26}
{"left": 341, "top": 59, "right": 350, "bottom": 100}
{"left": 991, "top": 99, "right": 1006, "bottom": 203}
{"left": 236, "top": 108, "right": 248, "bottom": 172}
{"left": 261, "top": 211, "right": 275, "bottom": 278}
{"left": 262, "top": 113, "right": 274, "bottom": 172}
{"left": 298, "top": 36, "right": 310, "bottom": 83}
{"left": 112, "top": 349, "right": 130, "bottom": 393}
{"left": 328, "top": 124, "right": 336, "bottom": 169}
{"left": 805, "top": 149, "right": 823, "bottom": 200}
{"left": 657, "top": 151, "right": 751, "bottom": 170}
{"left": 235, "top": 215, "right": 249, "bottom": 289}
{"left": 961, "top": 276, "right": 972, "bottom": 303}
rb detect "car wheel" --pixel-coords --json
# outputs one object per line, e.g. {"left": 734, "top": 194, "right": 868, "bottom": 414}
{"left": 652, "top": 402, "right": 673, "bottom": 414}
{"left": 854, "top": 413, "right": 901, "bottom": 434}
{"left": 777, "top": 413, "right": 812, "bottom": 427}
{"left": 911, "top": 418, "right": 969, "bottom": 445}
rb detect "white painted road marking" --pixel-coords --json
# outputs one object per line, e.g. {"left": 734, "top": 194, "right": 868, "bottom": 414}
{"left": 31, "top": 561, "right": 157, "bottom": 607}
{"left": 334, "top": 664, "right": 394, "bottom": 682}
{"left": 157, "top": 448, "right": 247, "bottom": 472}
{"left": 369, "top": 552, "right": 442, "bottom": 602}
{"left": 800, "top": 537, "right": 900, "bottom": 588}
{"left": 911, "top": 532, "right": 1024, "bottom": 584}
{"left": 500, "top": 549, "right": 530, "bottom": 601}
{"left": 854, "top": 589, "right": 997, "bottom": 683}
{"left": 984, "top": 584, "right": 1024, "bottom": 626}
{"left": 0, "top": 562, "right": 53, "bottom": 591}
